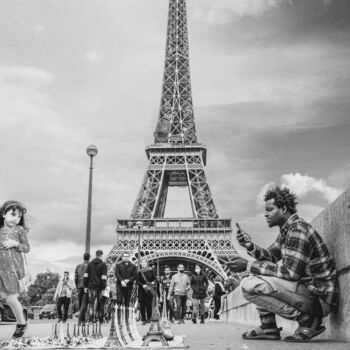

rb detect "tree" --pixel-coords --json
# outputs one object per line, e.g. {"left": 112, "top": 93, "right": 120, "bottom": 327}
{"left": 27, "top": 270, "right": 60, "bottom": 306}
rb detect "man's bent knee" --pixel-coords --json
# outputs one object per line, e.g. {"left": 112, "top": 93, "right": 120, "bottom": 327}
{"left": 240, "top": 275, "right": 274, "bottom": 296}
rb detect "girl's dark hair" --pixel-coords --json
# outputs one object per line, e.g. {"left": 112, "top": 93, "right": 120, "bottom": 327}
{"left": 0, "top": 200, "right": 28, "bottom": 230}
{"left": 264, "top": 186, "right": 298, "bottom": 214}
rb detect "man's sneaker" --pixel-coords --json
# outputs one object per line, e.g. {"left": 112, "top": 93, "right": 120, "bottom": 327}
{"left": 200, "top": 317, "right": 204, "bottom": 324}
{"left": 192, "top": 318, "right": 197, "bottom": 324}
{"left": 57, "top": 318, "right": 62, "bottom": 323}
{"left": 12, "top": 324, "right": 27, "bottom": 339}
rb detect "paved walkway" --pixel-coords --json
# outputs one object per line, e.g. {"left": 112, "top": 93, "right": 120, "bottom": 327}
{"left": 1, "top": 320, "right": 349, "bottom": 349}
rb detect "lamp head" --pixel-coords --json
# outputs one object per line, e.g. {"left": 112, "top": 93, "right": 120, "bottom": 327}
{"left": 136, "top": 221, "right": 143, "bottom": 229}
{"left": 86, "top": 145, "right": 98, "bottom": 157}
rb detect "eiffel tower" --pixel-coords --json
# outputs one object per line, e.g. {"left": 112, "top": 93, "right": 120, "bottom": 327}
{"left": 108, "top": 0, "right": 237, "bottom": 280}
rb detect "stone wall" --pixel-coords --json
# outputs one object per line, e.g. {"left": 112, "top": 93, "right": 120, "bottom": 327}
{"left": 220, "top": 188, "right": 350, "bottom": 342}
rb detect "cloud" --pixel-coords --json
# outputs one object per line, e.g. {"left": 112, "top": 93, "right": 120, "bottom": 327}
{"left": 85, "top": 51, "right": 101, "bottom": 65}
{"left": 0, "top": 66, "right": 54, "bottom": 88}
{"left": 192, "top": 0, "right": 285, "bottom": 24}
{"left": 33, "top": 24, "right": 45, "bottom": 36}
{"left": 281, "top": 173, "right": 342, "bottom": 203}
{"left": 257, "top": 173, "right": 342, "bottom": 207}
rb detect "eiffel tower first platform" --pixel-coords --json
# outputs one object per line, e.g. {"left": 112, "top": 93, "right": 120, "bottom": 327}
{"left": 107, "top": 0, "right": 237, "bottom": 280}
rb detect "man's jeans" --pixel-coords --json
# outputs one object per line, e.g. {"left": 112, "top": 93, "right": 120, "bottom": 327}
{"left": 116, "top": 285, "right": 132, "bottom": 307}
{"left": 78, "top": 291, "right": 89, "bottom": 323}
{"left": 240, "top": 275, "right": 331, "bottom": 324}
{"left": 174, "top": 295, "right": 187, "bottom": 321}
{"left": 77, "top": 287, "right": 85, "bottom": 310}
{"left": 88, "top": 289, "right": 103, "bottom": 323}
{"left": 192, "top": 298, "right": 205, "bottom": 319}
{"left": 57, "top": 296, "right": 70, "bottom": 321}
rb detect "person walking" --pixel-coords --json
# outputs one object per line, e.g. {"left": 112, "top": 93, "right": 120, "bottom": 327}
{"left": 168, "top": 264, "right": 190, "bottom": 324}
{"left": 190, "top": 264, "right": 208, "bottom": 324}
{"left": 159, "top": 266, "right": 174, "bottom": 322}
{"left": 0, "top": 201, "right": 30, "bottom": 338}
{"left": 115, "top": 252, "right": 137, "bottom": 307}
{"left": 213, "top": 276, "right": 225, "bottom": 320}
{"left": 54, "top": 271, "right": 75, "bottom": 323}
{"left": 136, "top": 259, "right": 157, "bottom": 324}
{"left": 226, "top": 186, "right": 337, "bottom": 342}
{"left": 83, "top": 249, "right": 107, "bottom": 323}
{"left": 74, "top": 252, "right": 90, "bottom": 321}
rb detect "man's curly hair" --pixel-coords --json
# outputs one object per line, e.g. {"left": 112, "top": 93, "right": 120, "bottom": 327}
{"left": 264, "top": 186, "right": 298, "bottom": 214}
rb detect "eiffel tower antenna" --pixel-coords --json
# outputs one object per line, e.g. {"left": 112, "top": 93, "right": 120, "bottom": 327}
{"left": 108, "top": 0, "right": 237, "bottom": 282}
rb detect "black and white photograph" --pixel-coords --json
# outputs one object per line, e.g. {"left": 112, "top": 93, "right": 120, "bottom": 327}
{"left": 0, "top": 0, "right": 349, "bottom": 348}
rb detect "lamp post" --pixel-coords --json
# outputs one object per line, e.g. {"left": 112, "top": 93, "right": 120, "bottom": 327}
{"left": 85, "top": 145, "right": 98, "bottom": 255}
{"left": 136, "top": 221, "right": 143, "bottom": 270}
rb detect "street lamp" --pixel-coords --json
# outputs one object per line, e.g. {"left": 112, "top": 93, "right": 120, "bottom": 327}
{"left": 136, "top": 221, "right": 143, "bottom": 270}
{"left": 85, "top": 145, "right": 98, "bottom": 254}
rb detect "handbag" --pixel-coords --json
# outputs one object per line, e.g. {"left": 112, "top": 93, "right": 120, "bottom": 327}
{"left": 140, "top": 270, "right": 153, "bottom": 295}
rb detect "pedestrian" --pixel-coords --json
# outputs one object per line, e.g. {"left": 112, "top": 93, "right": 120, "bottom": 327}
{"left": 212, "top": 276, "right": 225, "bottom": 320}
{"left": 226, "top": 186, "right": 338, "bottom": 342}
{"left": 100, "top": 284, "right": 110, "bottom": 323}
{"left": 168, "top": 263, "right": 190, "bottom": 324}
{"left": 137, "top": 259, "right": 157, "bottom": 325}
{"left": 0, "top": 201, "right": 30, "bottom": 338}
{"left": 53, "top": 271, "right": 75, "bottom": 323}
{"left": 190, "top": 264, "right": 208, "bottom": 324}
{"left": 115, "top": 252, "right": 137, "bottom": 307}
{"left": 159, "top": 266, "right": 174, "bottom": 322}
{"left": 83, "top": 249, "right": 107, "bottom": 323}
{"left": 74, "top": 252, "right": 90, "bottom": 322}
{"left": 106, "top": 274, "right": 117, "bottom": 322}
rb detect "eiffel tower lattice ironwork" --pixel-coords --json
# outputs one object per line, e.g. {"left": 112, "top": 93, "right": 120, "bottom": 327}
{"left": 107, "top": 0, "right": 237, "bottom": 280}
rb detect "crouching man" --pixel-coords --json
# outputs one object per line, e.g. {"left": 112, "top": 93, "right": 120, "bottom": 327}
{"left": 226, "top": 186, "right": 337, "bottom": 342}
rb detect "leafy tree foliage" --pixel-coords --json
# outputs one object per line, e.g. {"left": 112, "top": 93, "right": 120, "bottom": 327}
{"left": 27, "top": 270, "right": 60, "bottom": 306}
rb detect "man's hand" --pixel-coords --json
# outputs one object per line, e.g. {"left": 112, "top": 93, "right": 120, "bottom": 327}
{"left": 143, "top": 284, "right": 147, "bottom": 289}
{"left": 121, "top": 281, "right": 127, "bottom": 287}
{"left": 236, "top": 224, "right": 253, "bottom": 250}
{"left": 84, "top": 288, "right": 88, "bottom": 293}
{"left": 124, "top": 279, "right": 129, "bottom": 284}
{"left": 225, "top": 256, "right": 248, "bottom": 272}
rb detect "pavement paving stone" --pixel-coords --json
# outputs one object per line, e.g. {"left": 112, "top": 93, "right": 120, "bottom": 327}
{"left": 0, "top": 320, "right": 349, "bottom": 349}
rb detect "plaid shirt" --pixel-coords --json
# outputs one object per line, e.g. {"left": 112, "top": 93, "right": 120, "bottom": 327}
{"left": 248, "top": 214, "right": 338, "bottom": 306}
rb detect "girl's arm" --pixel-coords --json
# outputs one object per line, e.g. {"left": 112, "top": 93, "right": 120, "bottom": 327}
{"left": 17, "top": 229, "right": 30, "bottom": 253}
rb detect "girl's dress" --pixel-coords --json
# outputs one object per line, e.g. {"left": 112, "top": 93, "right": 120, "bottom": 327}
{"left": 0, "top": 226, "right": 30, "bottom": 296}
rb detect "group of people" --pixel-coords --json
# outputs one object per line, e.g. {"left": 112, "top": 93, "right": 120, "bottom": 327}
{"left": 115, "top": 255, "right": 228, "bottom": 325}
{"left": 0, "top": 185, "right": 339, "bottom": 343}
{"left": 52, "top": 249, "right": 109, "bottom": 324}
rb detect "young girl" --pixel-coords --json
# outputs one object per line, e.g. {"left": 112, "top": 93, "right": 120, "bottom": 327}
{"left": 0, "top": 200, "right": 30, "bottom": 338}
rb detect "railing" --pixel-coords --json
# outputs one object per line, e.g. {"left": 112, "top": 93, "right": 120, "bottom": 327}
{"left": 116, "top": 218, "right": 232, "bottom": 230}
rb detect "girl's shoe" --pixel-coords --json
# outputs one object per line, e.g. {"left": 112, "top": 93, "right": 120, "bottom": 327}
{"left": 12, "top": 323, "right": 28, "bottom": 339}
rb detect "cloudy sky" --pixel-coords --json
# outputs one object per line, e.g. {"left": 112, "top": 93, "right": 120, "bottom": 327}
{"left": 1, "top": 0, "right": 349, "bottom": 276}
